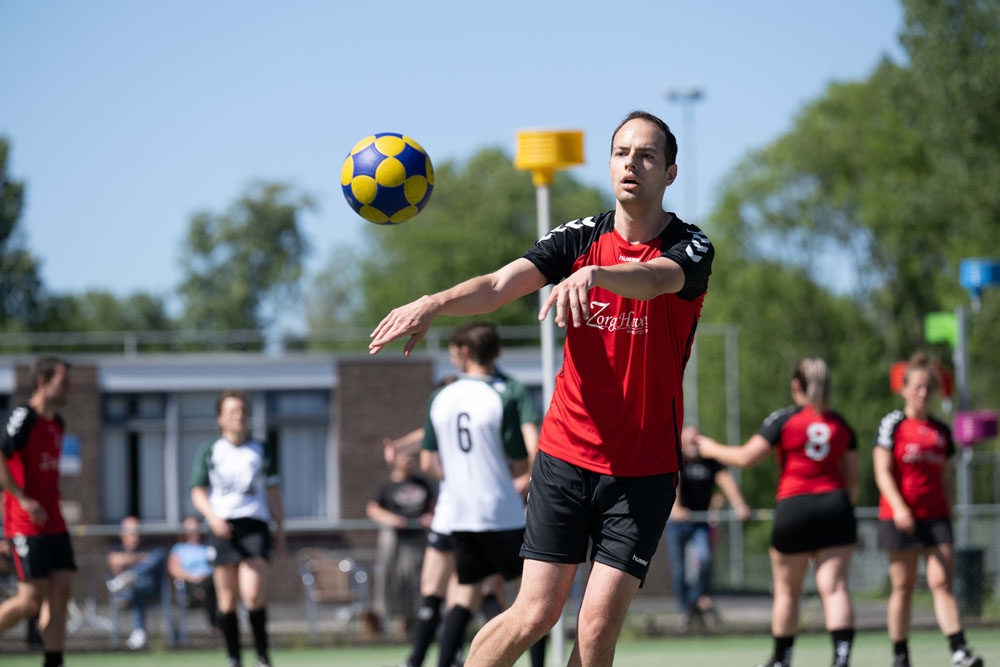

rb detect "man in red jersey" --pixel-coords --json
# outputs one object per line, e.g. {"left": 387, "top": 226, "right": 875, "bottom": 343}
{"left": 369, "top": 110, "right": 713, "bottom": 667}
{"left": 0, "top": 357, "right": 75, "bottom": 667}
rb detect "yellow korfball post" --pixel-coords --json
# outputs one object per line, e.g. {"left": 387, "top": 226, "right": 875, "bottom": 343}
{"left": 514, "top": 129, "right": 583, "bottom": 667}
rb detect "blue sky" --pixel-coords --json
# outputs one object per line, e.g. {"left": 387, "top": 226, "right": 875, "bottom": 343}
{"left": 1, "top": 1, "right": 905, "bottom": 314}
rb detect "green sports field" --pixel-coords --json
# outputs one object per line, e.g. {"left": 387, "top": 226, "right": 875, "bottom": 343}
{"left": 2, "top": 630, "right": 997, "bottom": 667}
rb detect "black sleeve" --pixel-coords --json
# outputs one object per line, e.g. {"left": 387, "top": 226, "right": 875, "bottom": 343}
{"left": 659, "top": 221, "right": 714, "bottom": 301}
{"left": 757, "top": 406, "right": 796, "bottom": 447}
{"left": 935, "top": 418, "right": 956, "bottom": 458}
{"left": 522, "top": 212, "right": 611, "bottom": 285}
{"left": 372, "top": 480, "right": 391, "bottom": 508}
{"left": 0, "top": 406, "right": 38, "bottom": 458}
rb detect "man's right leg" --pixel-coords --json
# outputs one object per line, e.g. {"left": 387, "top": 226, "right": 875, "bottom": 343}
{"left": 464, "top": 560, "right": 575, "bottom": 667}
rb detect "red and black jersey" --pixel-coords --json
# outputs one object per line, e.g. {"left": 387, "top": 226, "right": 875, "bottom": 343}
{"left": 1, "top": 405, "right": 67, "bottom": 537}
{"left": 758, "top": 404, "right": 857, "bottom": 501}
{"left": 875, "top": 410, "right": 954, "bottom": 520}
{"left": 523, "top": 210, "right": 713, "bottom": 477}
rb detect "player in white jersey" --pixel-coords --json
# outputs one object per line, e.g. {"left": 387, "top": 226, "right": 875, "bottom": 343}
{"left": 191, "top": 390, "right": 284, "bottom": 667}
{"left": 419, "top": 323, "right": 529, "bottom": 667}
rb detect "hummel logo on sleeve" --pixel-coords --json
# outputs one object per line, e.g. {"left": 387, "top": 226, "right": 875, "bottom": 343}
{"left": 6, "top": 407, "right": 29, "bottom": 437}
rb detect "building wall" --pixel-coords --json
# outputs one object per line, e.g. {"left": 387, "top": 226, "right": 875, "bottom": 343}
{"left": 336, "top": 357, "right": 434, "bottom": 520}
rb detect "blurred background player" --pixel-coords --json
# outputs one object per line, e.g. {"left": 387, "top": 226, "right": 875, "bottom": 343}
{"left": 420, "top": 323, "right": 529, "bottom": 667}
{"left": 666, "top": 423, "right": 750, "bottom": 631}
{"left": 873, "top": 352, "right": 983, "bottom": 667}
{"left": 698, "top": 358, "right": 858, "bottom": 667}
{"left": 106, "top": 515, "right": 166, "bottom": 649}
{"left": 366, "top": 448, "right": 435, "bottom": 638}
{"left": 0, "top": 356, "right": 75, "bottom": 667}
{"left": 191, "top": 389, "right": 285, "bottom": 667}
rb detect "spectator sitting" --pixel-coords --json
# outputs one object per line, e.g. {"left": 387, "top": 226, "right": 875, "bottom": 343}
{"left": 106, "top": 515, "right": 166, "bottom": 650}
{"left": 168, "top": 515, "right": 218, "bottom": 634}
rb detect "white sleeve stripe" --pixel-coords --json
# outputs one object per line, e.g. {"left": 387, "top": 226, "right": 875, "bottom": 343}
{"left": 539, "top": 216, "right": 596, "bottom": 242}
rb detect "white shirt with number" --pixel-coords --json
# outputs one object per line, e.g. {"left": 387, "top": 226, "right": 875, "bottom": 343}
{"left": 422, "top": 374, "right": 527, "bottom": 532}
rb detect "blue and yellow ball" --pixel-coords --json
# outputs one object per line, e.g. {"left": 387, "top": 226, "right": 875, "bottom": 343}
{"left": 341, "top": 133, "right": 434, "bottom": 224}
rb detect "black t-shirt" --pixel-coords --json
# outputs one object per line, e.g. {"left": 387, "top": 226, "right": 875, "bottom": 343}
{"left": 373, "top": 475, "right": 434, "bottom": 533}
{"left": 678, "top": 457, "right": 725, "bottom": 513}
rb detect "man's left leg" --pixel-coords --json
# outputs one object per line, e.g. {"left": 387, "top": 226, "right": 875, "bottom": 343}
{"left": 567, "top": 563, "right": 640, "bottom": 667}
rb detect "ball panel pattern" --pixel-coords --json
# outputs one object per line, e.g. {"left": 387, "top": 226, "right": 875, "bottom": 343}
{"left": 341, "top": 132, "right": 434, "bottom": 225}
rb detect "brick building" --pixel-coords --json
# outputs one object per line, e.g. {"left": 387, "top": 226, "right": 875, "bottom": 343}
{"left": 0, "top": 349, "right": 551, "bottom": 602}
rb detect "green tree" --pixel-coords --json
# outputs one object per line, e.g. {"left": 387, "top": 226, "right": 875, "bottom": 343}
{"left": 0, "top": 137, "right": 44, "bottom": 330}
{"left": 38, "top": 291, "right": 173, "bottom": 331}
{"left": 308, "top": 147, "right": 609, "bottom": 347}
{"left": 698, "top": 0, "right": 1000, "bottom": 507}
{"left": 178, "top": 182, "right": 314, "bottom": 342}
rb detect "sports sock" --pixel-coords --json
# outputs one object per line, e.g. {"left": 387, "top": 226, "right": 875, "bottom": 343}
{"left": 408, "top": 595, "right": 443, "bottom": 667}
{"left": 830, "top": 628, "right": 854, "bottom": 667}
{"left": 249, "top": 607, "right": 270, "bottom": 663}
{"left": 947, "top": 631, "right": 967, "bottom": 654}
{"left": 436, "top": 605, "right": 473, "bottom": 667}
{"left": 772, "top": 635, "right": 795, "bottom": 667}
{"left": 219, "top": 610, "right": 241, "bottom": 663}
{"left": 43, "top": 651, "right": 63, "bottom": 667}
{"left": 529, "top": 633, "right": 548, "bottom": 667}
{"left": 893, "top": 638, "right": 909, "bottom": 663}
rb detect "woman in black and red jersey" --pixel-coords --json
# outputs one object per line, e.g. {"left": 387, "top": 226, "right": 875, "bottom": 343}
{"left": 874, "top": 353, "right": 982, "bottom": 667}
{"left": 698, "top": 358, "right": 858, "bottom": 667}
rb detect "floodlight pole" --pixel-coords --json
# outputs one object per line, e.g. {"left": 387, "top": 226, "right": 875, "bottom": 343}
{"left": 515, "top": 130, "right": 584, "bottom": 667}
{"left": 665, "top": 87, "right": 704, "bottom": 426}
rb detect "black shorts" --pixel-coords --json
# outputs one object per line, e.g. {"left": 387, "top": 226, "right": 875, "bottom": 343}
{"left": 522, "top": 450, "right": 676, "bottom": 584}
{"left": 771, "top": 490, "right": 857, "bottom": 554}
{"left": 208, "top": 518, "right": 271, "bottom": 565}
{"left": 452, "top": 528, "right": 525, "bottom": 585}
{"left": 878, "top": 517, "right": 953, "bottom": 551}
{"left": 9, "top": 532, "right": 77, "bottom": 581}
{"left": 427, "top": 530, "right": 454, "bottom": 553}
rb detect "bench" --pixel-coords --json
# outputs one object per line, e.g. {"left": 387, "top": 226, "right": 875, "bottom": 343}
{"left": 296, "top": 548, "right": 371, "bottom": 643}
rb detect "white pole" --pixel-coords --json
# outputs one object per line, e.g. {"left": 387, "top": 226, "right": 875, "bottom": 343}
{"left": 536, "top": 183, "right": 564, "bottom": 666}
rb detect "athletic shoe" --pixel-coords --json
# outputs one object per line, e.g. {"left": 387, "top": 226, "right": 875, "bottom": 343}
{"left": 755, "top": 662, "right": 782, "bottom": 667}
{"left": 126, "top": 628, "right": 147, "bottom": 650}
{"left": 952, "top": 648, "right": 984, "bottom": 667}
{"left": 256, "top": 659, "right": 272, "bottom": 667}
{"left": 107, "top": 571, "right": 136, "bottom": 593}
{"left": 892, "top": 654, "right": 911, "bottom": 667}
{"left": 227, "top": 659, "right": 242, "bottom": 667}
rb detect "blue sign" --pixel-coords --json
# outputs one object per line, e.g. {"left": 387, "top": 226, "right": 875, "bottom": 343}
{"left": 959, "top": 258, "right": 1000, "bottom": 298}
{"left": 60, "top": 433, "right": 82, "bottom": 476}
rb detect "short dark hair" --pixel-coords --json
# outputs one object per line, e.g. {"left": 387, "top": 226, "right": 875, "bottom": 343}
{"left": 448, "top": 322, "right": 501, "bottom": 366}
{"left": 610, "top": 110, "right": 678, "bottom": 166}
{"left": 216, "top": 389, "right": 248, "bottom": 416}
{"left": 33, "top": 356, "right": 70, "bottom": 387}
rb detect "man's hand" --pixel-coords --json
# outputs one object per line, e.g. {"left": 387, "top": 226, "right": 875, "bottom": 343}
{"left": 539, "top": 266, "right": 598, "bottom": 328}
{"left": 369, "top": 296, "right": 439, "bottom": 356}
